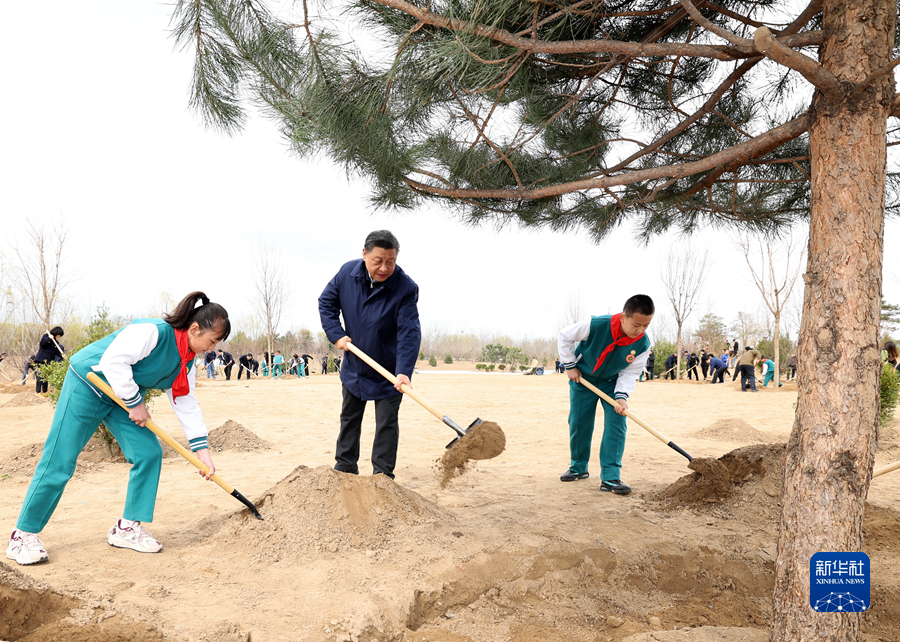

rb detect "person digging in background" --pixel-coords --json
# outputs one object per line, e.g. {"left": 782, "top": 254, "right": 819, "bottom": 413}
{"left": 6, "top": 292, "right": 229, "bottom": 566}
{"left": 319, "top": 230, "right": 421, "bottom": 480}
{"left": 34, "top": 326, "right": 65, "bottom": 394}
{"left": 663, "top": 352, "right": 677, "bottom": 380}
{"left": 736, "top": 346, "right": 762, "bottom": 392}
{"left": 760, "top": 355, "right": 782, "bottom": 387}
{"left": 708, "top": 353, "right": 728, "bottom": 384}
{"left": 557, "top": 294, "right": 654, "bottom": 495}
{"left": 218, "top": 348, "right": 235, "bottom": 380}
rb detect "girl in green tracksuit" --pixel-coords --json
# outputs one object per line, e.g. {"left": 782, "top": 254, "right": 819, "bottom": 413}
{"left": 6, "top": 292, "right": 230, "bottom": 566}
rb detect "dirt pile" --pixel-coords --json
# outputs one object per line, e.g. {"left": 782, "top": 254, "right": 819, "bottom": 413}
{"left": 0, "top": 442, "right": 44, "bottom": 478}
{"left": 2, "top": 392, "right": 47, "bottom": 408}
{"left": 653, "top": 443, "right": 786, "bottom": 522}
{"left": 212, "top": 465, "right": 454, "bottom": 562}
{"left": 0, "top": 563, "right": 164, "bottom": 642}
{"left": 693, "top": 418, "right": 771, "bottom": 442}
{"left": 207, "top": 419, "right": 272, "bottom": 452}
{"left": 439, "top": 421, "right": 506, "bottom": 487}
{"left": 0, "top": 381, "right": 26, "bottom": 393}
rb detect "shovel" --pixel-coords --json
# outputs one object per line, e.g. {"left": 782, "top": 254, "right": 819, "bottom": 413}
{"left": 577, "top": 377, "right": 694, "bottom": 462}
{"left": 344, "top": 342, "right": 482, "bottom": 448}
{"left": 86, "top": 372, "right": 263, "bottom": 520}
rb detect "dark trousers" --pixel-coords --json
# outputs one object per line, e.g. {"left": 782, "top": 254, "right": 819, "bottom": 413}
{"left": 335, "top": 386, "right": 403, "bottom": 478}
{"left": 237, "top": 364, "right": 252, "bottom": 380}
{"left": 711, "top": 366, "right": 727, "bottom": 384}
{"left": 701, "top": 364, "right": 709, "bottom": 379}
{"left": 224, "top": 364, "right": 233, "bottom": 380}
{"left": 739, "top": 364, "right": 758, "bottom": 391}
{"left": 35, "top": 366, "right": 48, "bottom": 393}
{"left": 687, "top": 366, "right": 699, "bottom": 380}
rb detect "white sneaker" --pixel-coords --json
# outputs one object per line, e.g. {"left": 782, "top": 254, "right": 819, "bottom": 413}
{"left": 6, "top": 529, "right": 49, "bottom": 565}
{"left": 107, "top": 520, "right": 162, "bottom": 553}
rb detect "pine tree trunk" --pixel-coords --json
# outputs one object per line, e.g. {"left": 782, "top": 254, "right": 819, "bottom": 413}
{"left": 770, "top": 1, "right": 894, "bottom": 640}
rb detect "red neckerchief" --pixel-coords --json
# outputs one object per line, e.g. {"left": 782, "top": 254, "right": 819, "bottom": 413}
{"left": 593, "top": 314, "right": 644, "bottom": 373}
{"left": 172, "top": 329, "right": 195, "bottom": 403}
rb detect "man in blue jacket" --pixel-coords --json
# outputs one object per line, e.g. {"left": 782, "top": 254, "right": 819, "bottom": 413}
{"left": 319, "top": 230, "right": 421, "bottom": 479}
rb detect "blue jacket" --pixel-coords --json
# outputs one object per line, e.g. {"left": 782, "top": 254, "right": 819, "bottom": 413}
{"left": 319, "top": 259, "right": 421, "bottom": 400}
{"left": 709, "top": 356, "right": 726, "bottom": 370}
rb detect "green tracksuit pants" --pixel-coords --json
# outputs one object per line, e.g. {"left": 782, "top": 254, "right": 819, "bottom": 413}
{"left": 568, "top": 373, "right": 628, "bottom": 481}
{"left": 17, "top": 370, "right": 163, "bottom": 533}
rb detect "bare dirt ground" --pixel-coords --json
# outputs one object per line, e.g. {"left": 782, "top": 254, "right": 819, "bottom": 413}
{"left": 1, "top": 371, "right": 899, "bottom": 642}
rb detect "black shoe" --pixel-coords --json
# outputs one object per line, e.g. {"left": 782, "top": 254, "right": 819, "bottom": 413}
{"left": 560, "top": 470, "right": 589, "bottom": 482}
{"left": 600, "top": 480, "right": 632, "bottom": 495}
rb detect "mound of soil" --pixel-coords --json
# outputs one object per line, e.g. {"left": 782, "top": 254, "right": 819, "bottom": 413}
{"left": 207, "top": 419, "right": 272, "bottom": 452}
{"left": 3, "top": 391, "right": 47, "bottom": 407}
{"left": 652, "top": 443, "right": 786, "bottom": 523}
{"left": 0, "top": 442, "right": 44, "bottom": 478}
{"left": 439, "top": 421, "right": 506, "bottom": 487}
{"left": 693, "top": 419, "right": 770, "bottom": 442}
{"left": 0, "top": 381, "right": 26, "bottom": 393}
{"left": 0, "top": 563, "right": 164, "bottom": 642}
{"left": 213, "top": 465, "right": 454, "bottom": 561}
{"left": 78, "top": 437, "right": 126, "bottom": 464}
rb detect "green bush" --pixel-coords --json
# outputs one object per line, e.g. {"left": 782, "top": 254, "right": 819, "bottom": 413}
{"left": 444, "top": 355, "right": 453, "bottom": 364}
{"left": 520, "top": 365, "right": 527, "bottom": 371}
{"left": 498, "top": 364, "right": 506, "bottom": 371}
{"left": 418, "top": 351, "right": 425, "bottom": 360}
{"left": 476, "top": 363, "right": 486, "bottom": 370}
{"left": 881, "top": 363, "right": 900, "bottom": 425}
{"left": 428, "top": 355, "right": 438, "bottom": 367}
{"left": 487, "top": 364, "right": 495, "bottom": 372}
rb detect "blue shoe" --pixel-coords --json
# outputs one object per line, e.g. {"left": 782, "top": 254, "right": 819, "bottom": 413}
{"left": 560, "top": 470, "right": 589, "bottom": 482}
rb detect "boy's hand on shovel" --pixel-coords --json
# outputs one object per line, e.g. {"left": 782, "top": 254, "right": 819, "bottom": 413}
{"left": 195, "top": 449, "right": 216, "bottom": 480}
{"left": 566, "top": 369, "right": 581, "bottom": 383}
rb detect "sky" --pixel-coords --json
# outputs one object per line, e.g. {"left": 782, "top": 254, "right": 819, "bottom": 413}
{"left": 2, "top": 1, "right": 899, "bottom": 342}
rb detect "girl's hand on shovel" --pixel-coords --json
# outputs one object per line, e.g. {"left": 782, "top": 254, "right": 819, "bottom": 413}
{"left": 128, "top": 403, "right": 151, "bottom": 427}
{"left": 614, "top": 399, "right": 628, "bottom": 416}
{"left": 195, "top": 449, "right": 216, "bottom": 480}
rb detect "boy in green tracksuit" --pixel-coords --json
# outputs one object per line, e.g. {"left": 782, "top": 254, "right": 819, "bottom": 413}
{"left": 761, "top": 357, "right": 782, "bottom": 387}
{"left": 557, "top": 295, "right": 654, "bottom": 495}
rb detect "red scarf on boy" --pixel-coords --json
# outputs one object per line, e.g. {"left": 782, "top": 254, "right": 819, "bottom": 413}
{"left": 593, "top": 314, "right": 644, "bottom": 373}
{"left": 172, "top": 329, "right": 195, "bottom": 403}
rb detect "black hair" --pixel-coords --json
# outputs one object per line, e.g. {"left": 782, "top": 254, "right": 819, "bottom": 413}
{"left": 364, "top": 230, "right": 400, "bottom": 253}
{"left": 746, "top": 346, "right": 753, "bottom": 351}
{"left": 50, "top": 326, "right": 64, "bottom": 337}
{"left": 886, "top": 342, "right": 899, "bottom": 361}
{"left": 163, "top": 291, "right": 231, "bottom": 341}
{"left": 623, "top": 294, "right": 654, "bottom": 317}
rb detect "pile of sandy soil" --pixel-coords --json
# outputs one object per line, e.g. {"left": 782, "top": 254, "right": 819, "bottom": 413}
{"left": 0, "top": 562, "right": 165, "bottom": 642}
{"left": 0, "top": 442, "right": 44, "bottom": 478}
{"left": 211, "top": 465, "right": 455, "bottom": 562}
{"left": 78, "top": 436, "right": 127, "bottom": 464}
{"left": 2, "top": 391, "right": 47, "bottom": 407}
{"left": 208, "top": 419, "right": 272, "bottom": 452}
{"left": 692, "top": 418, "right": 772, "bottom": 442}
{"left": 0, "top": 381, "right": 26, "bottom": 393}
{"left": 438, "top": 421, "right": 506, "bottom": 487}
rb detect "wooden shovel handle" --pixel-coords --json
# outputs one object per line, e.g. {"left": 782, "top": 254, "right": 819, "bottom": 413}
{"left": 343, "top": 342, "right": 444, "bottom": 423}
{"left": 85, "top": 372, "right": 235, "bottom": 494}
{"left": 873, "top": 460, "right": 900, "bottom": 479}
{"left": 578, "top": 377, "right": 672, "bottom": 446}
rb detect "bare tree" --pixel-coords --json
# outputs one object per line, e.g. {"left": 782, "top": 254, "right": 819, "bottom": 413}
{"left": 559, "top": 290, "right": 586, "bottom": 329}
{"left": 252, "top": 242, "right": 291, "bottom": 370}
{"left": 11, "top": 220, "right": 73, "bottom": 330}
{"left": 737, "top": 233, "right": 806, "bottom": 385}
{"left": 660, "top": 249, "right": 709, "bottom": 379}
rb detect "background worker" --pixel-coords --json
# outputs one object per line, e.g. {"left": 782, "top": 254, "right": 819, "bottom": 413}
{"left": 760, "top": 355, "right": 782, "bottom": 387}
{"left": 664, "top": 352, "right": 677, "bottom": 380}
{"left": 708, "top": 353, "right": 728, "bottom": 384}
{"left": 237, "top": 353, "right": 254, "bottom": 380}
{"left": 319, "top": 230, "right": 421, "bottom": 480}
{"left": 557, "top": 294, "right": 654, "bottom": 496}
{"left": 700, "top": 349, "right": 710, "bottom": 380}
{"left": 685, "top": 352, "right": 700, "bottom": 380}
{"left": 204, "top": 348, "right": 217, "bottom": 379}
{"left": 272, "top": 351, "right": 284, "bottom": 379}
{"left": 218, "top": 349, "right": 235, "bottom": 380}
{"left": 34, "top": 327, "right": 65, "bottom": 394}
{"left": 736, "top": 346, "right": 762, "bottom": 392}
{"left": 21, "top": 355, "right": 36, "bottom": 385}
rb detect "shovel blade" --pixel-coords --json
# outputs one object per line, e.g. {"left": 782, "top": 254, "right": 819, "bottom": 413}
{"left": 445, "top": 418, "right": 484, "bottom": 449}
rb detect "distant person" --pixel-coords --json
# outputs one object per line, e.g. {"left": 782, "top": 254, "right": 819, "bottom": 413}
{"left": 786, "top": 353, "right": 797, "bottom": 381}
{"left": 262, "top": 352, "right": 270, "bottom": 377}
{"left": 300, "top": 353, "right": 313, "bottom": 378}
{"left": 719, "top": 349, "right": 732, "bottom": 380}
{"left": 555, "top": 359, "right": 563, "bottom": 374}
{"left": 641, "top": 349, "right": 655, "bottom": 381}
{"left": 885, "top": 342, "right": 900, "bottom": 372}
{"left": 204, "top": 348, "right": 217, "bottom": 379}
{"left": 733, "top": 340, "right": 739, "bottom": 356}
{"left": 319, "top": 230, "right": 421, "bottom": 479}
{"left": 760, "top": 356, "right": 782, "bottom": 387}
{"left": 6, "top": 292, "right": 229, "bottom": 566}
{"left": 736, "top": 346, "right": 761, "bottom": 392}
{"left": 556, "top": 294, "right": 653, "bottom": 495}
{"left": 21, "top": 354, "right": 36, "bottom": 385}
{"left": 685, "top": 352, "right": 699, "bottom": 380}
{"left": 272, "top": 351, "right": 284, "bottom": 379}
{"left": 218, "top": 349, "right": 235, "bottom": 380}
{"left": 237, "top": 353, "right": 254, "bottom": 380}
{"left": 700, "top": 349, "right": 710, "bottom": 380}
{"left": 34, "top": 327, "right": 66, "bottom": 394}
{"left": 664, "top": 353, "right": 677, "bottom": 380}
{"left": 321, "top": 355, "right": 329, "bottom": 374}
{"left": 708, "top": 354, "right": 728, "bottom": 384}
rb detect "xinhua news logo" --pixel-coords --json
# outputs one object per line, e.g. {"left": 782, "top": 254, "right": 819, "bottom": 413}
{"left": 810, "top": 552, "right": 870, "bottom": 612}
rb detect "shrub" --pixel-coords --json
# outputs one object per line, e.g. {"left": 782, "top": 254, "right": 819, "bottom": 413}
{"left": 498, "top": 364, "right": 506, "bottom": 371}
{"left": 444, "top": 355, "right": 453, "bottom": 364}
{"left": 429, "top": 355, "right": 438, "bottom": 367}
{"left": 881, "top": 363, "right": 900, "bottom": 425}
{"left": 476, "top": 363, "right": 486, "bottom": 370}
{"left": 418, "top": 351, "right": 425, "bottom": 360}
{"left": 519, "top": 365, "right": 527, "bottom": 371}
{"left": 487, "top": 364, "right": 495, "bottom": 371}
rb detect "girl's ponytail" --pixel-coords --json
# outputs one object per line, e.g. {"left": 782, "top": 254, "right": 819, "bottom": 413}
{"left": 164, "top": 291, "right": 231, "bottom": 340}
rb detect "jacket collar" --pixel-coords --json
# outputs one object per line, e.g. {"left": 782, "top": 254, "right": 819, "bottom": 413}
{"left": 352, "top": 258, "right": 401, "bottom": 292}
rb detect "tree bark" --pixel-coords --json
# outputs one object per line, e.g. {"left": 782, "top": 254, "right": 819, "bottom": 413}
{"left": 771, "top": 1, "right": 894, "bottom": 640}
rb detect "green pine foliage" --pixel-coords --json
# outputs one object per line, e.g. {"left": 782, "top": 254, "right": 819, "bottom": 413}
{"left": 881, "top": 363, "right": 900, "bottom": 426}
{"left": 444, "top": 354, "right": 453, "bottom": 364}
{"left": 429, "top": 355, "right": 438, "bottom": 367}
